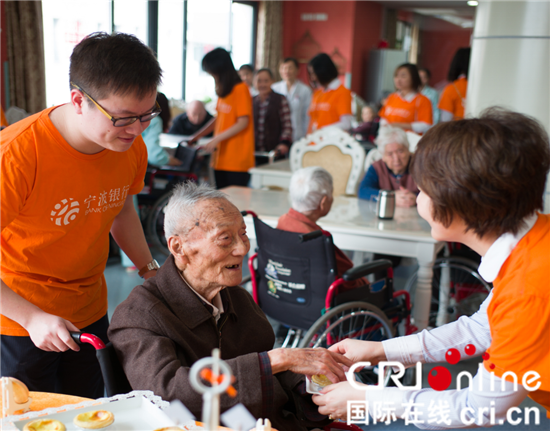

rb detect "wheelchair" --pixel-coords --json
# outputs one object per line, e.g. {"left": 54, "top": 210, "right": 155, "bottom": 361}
{"left": 137, "top": 144, "right": 198, "bottom": 255}
{"left": 404, "top": 243, "right": 492, "bottom": 328}
{"left": 245, "top": 212, "right": 415, "bottom": 385}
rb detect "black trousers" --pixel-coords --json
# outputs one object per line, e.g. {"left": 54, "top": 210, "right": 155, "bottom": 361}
{"left": 214, "top": 170, "right": 250, "bottom": 189}
{"left": 1, "top": 314, "right": 109, "bottom": 399}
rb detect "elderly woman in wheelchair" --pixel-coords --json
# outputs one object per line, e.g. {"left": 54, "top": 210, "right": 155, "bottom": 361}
{"left": 108, "top": 182, "right": 352, "bottom": 430}
{"left": 278, "top": 166, "right": 369, "bottom": 292}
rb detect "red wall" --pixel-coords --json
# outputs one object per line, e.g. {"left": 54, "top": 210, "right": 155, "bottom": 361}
{"left": 282, "top": 1, "right": 384, "bottom": 95}
{"left": 350, "top": 1, "right": 383, "bottom": 97}
{"left": 282, "top": 1, "right": 356, "bottom": 86}
{"left": 418, "top": 17, "right": 472, "bottom": 88}
{"left": 1, "top": 1, "right": 7, "bottom": 109}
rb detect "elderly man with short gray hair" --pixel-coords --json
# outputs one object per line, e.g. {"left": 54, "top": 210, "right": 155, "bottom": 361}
{"left": 277, "top": 167, "right": 369, "bottom": 292}
{"left": 108, "top": 181, "right": 351, "bottom": 430}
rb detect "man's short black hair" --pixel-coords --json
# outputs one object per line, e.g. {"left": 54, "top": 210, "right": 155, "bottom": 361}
{"left": 70, "top": 32, "right": 162, "bottom": 100}
{"left": 255, "top": 68, "right": 274, "bottom": 79}
{"left": 282, "top": 57, "right": 299, "bottom": 69}
{"left": 308, "top": 53, "right": 338, "bottom": 87}
{"left": 239, "top": 64, "right": 254, "bottom": 73}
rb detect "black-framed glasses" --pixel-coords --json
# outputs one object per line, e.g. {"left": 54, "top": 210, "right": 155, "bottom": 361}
{"left": 71, "top": 82, "right": 161, "bottom": 127}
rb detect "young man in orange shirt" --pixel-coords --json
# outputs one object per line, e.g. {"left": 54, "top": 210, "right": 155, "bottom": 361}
{"left": 1, "top": 33, "right": 162, "bottom": 398}
{"left": 314, "top": 109, "right": 550, "bottom": 426}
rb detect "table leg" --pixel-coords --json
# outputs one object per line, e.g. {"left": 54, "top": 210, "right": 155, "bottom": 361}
{"left": 413, "top": 243, "right": 444, "bottom": 331}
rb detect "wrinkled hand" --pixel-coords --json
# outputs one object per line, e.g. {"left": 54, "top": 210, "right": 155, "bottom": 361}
{"left": 268, "top": 348, "right": 353, "bottom": 383}
{"left": 198, "top": 138, "right": 219, "bottom": 154}
{"left": 26, "top": 312, "right": 80, "bottom": 352}
{"left": 313, "top": 381, "right": 367, "bottom": 420}
{"left": 328, "top": 339, "right": 386, "bottom": 365}
{"left": 395, "top": 188, "right": 416, "bottom": 208}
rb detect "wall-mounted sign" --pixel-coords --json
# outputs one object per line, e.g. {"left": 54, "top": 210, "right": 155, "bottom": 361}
{"left": 301, "top": 13, "right": 328, "bottom": 21}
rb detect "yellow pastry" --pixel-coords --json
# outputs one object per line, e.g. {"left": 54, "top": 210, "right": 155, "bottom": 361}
{"left": 73, "top": 410, "right": 114, "bottom": 429}
{"left": 153, "top": 428, "right": 184, "bottom": 431}
{"left": 10, "top": 377, "right": 30, "bottom": 404}
{"left": 23, "top": 419, "right": 66, "bottom": 431}
{"left": 311, "top": 374, "right": 332, "bottom": 387}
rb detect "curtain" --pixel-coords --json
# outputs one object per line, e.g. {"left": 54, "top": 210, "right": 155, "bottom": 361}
{"left": 255, "top": 0, "right": 283, "bottom": 81}
{"left": 6, "top": 0, "right": 46, "bottom": 114}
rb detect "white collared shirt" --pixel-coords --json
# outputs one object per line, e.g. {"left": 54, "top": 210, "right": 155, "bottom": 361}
{"left": 366, "top": 214, "right": 540, "bottom": 428}
{"left": 272, "top": 79, "right": 312, "bottom": 141}
{"left": 178, "top": 272, "right": 224, "bottom": 323}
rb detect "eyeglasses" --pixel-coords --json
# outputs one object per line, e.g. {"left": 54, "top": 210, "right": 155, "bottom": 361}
{"left": 71, "top": 82, "right": 161, "bottom": 127}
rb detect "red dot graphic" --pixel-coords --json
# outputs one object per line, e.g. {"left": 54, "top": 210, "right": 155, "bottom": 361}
{"left": 465, "top": 344, "right": 476, "bottom": 356}
{"left": 482, "top": 352, "right": 490, "bottom": 361}
{"left": 445, "top": 348, "right": 461, "bottom": 365}
{"left": 428, "top": 366, "right": 452, "bottom": 391}
{"left": 489, "top": 363, "right": 495, "bottom": 370}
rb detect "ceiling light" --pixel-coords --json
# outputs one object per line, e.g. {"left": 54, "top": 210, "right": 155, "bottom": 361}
{"left": 467, "top": 1, "right": 478, "bottom": 6}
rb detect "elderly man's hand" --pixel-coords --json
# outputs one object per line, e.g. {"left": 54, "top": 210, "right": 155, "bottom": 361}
{"left": 267, "top": 348, "right": 353, "bottom": 383}
{"left": 395, "top": 188, "right": 417, "bottom": 207}
{"left": 313, "top": 381, "right": 367, "bottom": 420}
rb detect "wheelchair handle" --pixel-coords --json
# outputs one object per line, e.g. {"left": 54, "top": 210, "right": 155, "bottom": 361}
{"left": 342, "top": 259, "right": 393, "bottom": 281}
{"left": 69, "top": 331, "right": 106, "bottom": 350}
{"left": 299, "top": 230, "right": 323, "bottom": 242}
{"left": 241, "top": 210, "right": 257, "bottom": 218}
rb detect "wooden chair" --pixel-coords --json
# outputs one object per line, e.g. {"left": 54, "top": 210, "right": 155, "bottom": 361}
{"left": 289, "top": 127, "right": 366, "bottom": 196}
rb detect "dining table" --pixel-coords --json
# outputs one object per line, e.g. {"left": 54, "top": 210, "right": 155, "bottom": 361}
{"left": 222, "top": 186, "right": 445, "bottom": 331}
{"left": 248, "top": 159, "right": 292, "bottom": 190}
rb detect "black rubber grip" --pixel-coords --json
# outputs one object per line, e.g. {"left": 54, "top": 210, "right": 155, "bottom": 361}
{"left": 69, "top": 331, "right": 82, "bottom": 344}
{"left": 299, "top": 230, "right": 323, "bottom": 242}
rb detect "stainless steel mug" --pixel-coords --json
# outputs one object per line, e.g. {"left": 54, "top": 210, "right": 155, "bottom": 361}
{"left": 376, "top": 190, "right": 395, "bottom": 219}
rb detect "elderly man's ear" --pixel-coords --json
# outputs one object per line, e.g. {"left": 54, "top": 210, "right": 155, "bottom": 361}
{"left": 167, "top": 235, "right": 190, "bottom": 267}
{"left": 319, "top": 194, "right": 333, "bottom": 215}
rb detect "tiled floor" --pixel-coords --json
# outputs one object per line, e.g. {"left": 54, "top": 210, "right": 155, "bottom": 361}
{"left": 105, "top": 256, "right": 548, "bottom": 430}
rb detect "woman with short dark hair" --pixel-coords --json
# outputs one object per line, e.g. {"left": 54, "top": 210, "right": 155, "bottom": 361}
{"left": 196, "top": 48, "right": 255, "bottom": 188}
{"left": 313, "top": 108, "right": 550, "bottom": 427}
{"left": 379, "top": 63, "right": 433, "bottom": 134}
{"left": 307, "top": 53, "right": 353, "bottom": 133}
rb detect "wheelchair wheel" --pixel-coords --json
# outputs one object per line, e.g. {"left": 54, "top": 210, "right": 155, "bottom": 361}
{"left": 146, "top": 191, "right": 172, "bottom": 256}
{"left": 299, "top": 301, "right": 394, "bottom": 386}
{"left": 405, "top": 256, "right": 491, "bottom": 327}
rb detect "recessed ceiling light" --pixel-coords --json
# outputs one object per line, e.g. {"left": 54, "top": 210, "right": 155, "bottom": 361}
{"left": 467, "top": 1, "right": 479, "bottom": 6}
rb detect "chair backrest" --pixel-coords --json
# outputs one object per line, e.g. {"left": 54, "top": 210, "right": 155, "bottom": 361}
{"left": 364, "top": 147, "right": 383, "bottom": 173}
{"left": 174, "top": 144, "right": 198, "bottom": 172}
{"left": 290, "top": 127, "right": 366, "bottom": 196}
{"left": 253, "top": 217, "right": 338, "bottom": 331}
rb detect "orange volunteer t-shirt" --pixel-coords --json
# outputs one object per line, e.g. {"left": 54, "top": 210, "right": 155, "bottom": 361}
{"left": 438, "top": 77, "right": 467, "bottom": 120}
{"left": 212, "top": 81, "right": 255, "bottom": 172}
{"left": 484, "top": 213, "right": 550, "bottom": 415}
{"left": 379, "top": 92, "right": 433, "bottom": 127}
{"left": 1, "top": 106, "right": 148, "bottom": 336}
{"left": 308, "top": 84, "right": 352, "bottom": 133}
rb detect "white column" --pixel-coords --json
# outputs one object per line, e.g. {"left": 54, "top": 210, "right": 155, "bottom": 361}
{"left": 467, "top": 0, "right": 550, "bottom": 211}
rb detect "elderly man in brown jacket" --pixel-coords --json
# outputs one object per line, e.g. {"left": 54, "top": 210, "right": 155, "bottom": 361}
{"left": 108, "top": 182, "right": 351, "bottom": 430}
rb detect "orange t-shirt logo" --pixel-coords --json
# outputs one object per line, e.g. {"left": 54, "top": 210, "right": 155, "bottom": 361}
{"left": 50, "top": 198, "right": 80, "bottom": 226}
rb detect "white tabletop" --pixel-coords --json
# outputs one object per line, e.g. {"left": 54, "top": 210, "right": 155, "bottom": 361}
{"left": 222, "top": 186, "right": 436, "bottom": 245}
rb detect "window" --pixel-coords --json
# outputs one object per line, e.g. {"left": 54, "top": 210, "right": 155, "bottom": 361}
{"left": 43, "top": 0, "right": 256, "bottom": 106}
{"left": 42, "top": 0, "right": 111, "bottom": 106}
